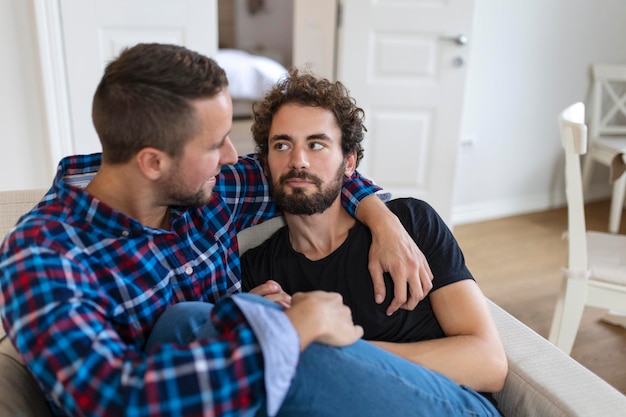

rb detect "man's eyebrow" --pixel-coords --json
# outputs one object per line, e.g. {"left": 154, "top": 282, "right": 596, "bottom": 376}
{"left": 307, "top": 133, "right": 331, "bottom": 141}
{"left": 269, "top": 134, "right": 292, "bottom": 143}
{"left": 269, "top": 133, "right": 331, "bottom": 142}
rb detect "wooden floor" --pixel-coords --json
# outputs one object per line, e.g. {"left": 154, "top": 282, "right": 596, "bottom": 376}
{"left": 453, "top": 200, "right": 626, "bottom": 395}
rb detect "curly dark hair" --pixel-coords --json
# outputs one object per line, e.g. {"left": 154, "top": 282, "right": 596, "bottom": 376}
{"left": 252, "top": 68, "right": 365, "bottom": 167}
{"left": 92, "top": 43, "right": 228, "bottom": 164}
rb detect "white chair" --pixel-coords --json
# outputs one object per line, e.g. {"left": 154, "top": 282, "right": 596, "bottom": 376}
{"left": 581, "top": 64, "right": 626, "bottom": 234}
{"left": 549, "top": 102, "right": 626, "bottom": 355}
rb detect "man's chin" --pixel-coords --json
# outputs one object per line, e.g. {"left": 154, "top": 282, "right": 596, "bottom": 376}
{"left": 195, "top": 188, "right": 214, "bottom": 206}
{"left": 171, "top": 189, "right": 213, "bottom": 208}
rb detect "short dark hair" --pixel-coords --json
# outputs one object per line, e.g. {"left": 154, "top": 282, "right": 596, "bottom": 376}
{"left": 92, "top": 43, "right": 228, "bottom": 163}
{"left": 252, "top": 68, "right": 365, "bottom": 167}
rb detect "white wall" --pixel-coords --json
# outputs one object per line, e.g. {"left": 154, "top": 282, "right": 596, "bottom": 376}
{"left": 3, "top": 0, "right": 626, "bottom": 226}
{"left": 453, "top": 0, "right": 626, "bottom": 224}
{"left": 0, "top": 0, "right": 52, "bottom": 192}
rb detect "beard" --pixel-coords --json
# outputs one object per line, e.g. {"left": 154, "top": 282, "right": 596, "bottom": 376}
{"left": 157, "top": 162, "right": 213, "bottom": 208}
{"left": 270, "top": 161, "right": 346, "bottom": 215}
{"left": 162, "top": 186, "right": 208, "bottom": 208}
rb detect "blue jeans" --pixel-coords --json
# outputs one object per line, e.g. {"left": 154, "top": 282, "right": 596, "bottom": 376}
{"left": 147, "top": 299, "right": 501, "bottom": 417}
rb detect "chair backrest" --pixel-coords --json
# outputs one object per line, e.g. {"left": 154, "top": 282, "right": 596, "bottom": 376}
{"left": 559, "top": 103, "right": 589, "bottom": 272}
{"left": 590, "top": 63, "right": 626, "bottom": 138}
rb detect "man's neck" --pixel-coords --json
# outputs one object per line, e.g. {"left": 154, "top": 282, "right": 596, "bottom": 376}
{"left": 84, "top": 163, "right": 170, "bottom": 230}
{"left": 284, "top": 199, "right": 356, "bottom": 261}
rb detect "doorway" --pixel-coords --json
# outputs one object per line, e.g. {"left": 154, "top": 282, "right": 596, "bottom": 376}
{"left": 217, "top": 0, "right": 294, "bottom": 154}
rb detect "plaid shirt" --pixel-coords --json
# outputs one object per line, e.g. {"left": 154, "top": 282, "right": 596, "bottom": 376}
{"left": 0, "top": 153, "right": 379, "bottom": 417}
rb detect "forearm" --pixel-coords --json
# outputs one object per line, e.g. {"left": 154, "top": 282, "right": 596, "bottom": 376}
{"left": 370, "top": 335, "right": 507, "bottom": 392}
{"left": 354, "top": 194, "right": 402, "bottom": 234}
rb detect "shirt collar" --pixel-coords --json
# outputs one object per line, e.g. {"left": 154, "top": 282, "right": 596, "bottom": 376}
{"left": 52, "top": 153, "right": 165, "bottom": 237}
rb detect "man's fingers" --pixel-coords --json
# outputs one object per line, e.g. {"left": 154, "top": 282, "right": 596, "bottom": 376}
{"left": 386, "top": 274, "right": 408, "bottom": 316}
{"left": 421, "top": 260, "right": 434, "bottom": 283}
{"left": 250, "top": 280, "right": 281, "bottom": 296}
{"left": 264, "top": 291, "right": 292, "bottom": 308}
{"left": 399, "top": 266, "right": 434, "bottom": 311}
{"left": 368, "top": 262, "right": 386, "bottom": 304}
{"left": 352, "top": 324, "right": 364, "bottom": 340}
{"left": 369, "top": 242, "right": 435, "bottom": 315}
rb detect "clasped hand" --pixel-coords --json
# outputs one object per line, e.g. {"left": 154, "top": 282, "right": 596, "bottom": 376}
{"left": 249, "top": 282, "right": 363, "bottom": 350}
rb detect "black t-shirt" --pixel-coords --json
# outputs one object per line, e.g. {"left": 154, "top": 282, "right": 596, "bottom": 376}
{"left": 241, "top": 198, "right": 474, "bottom": 342}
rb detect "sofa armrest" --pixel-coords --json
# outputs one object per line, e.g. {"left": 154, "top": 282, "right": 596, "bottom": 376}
{"left": 489, "top": 300, "right": 626, "bottom": 417}
{"left": 0, "top": 327, "right": 53, "bottom": 417}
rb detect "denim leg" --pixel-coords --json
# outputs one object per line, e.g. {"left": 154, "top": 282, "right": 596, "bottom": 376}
{"left": 144, "top": 301, "right": 218, "bottom": 351}
{"left": 146, "top": 301, "right": 500, "bottom": 417}
{"left": 265, "top": 341, "right": 501, "bottom": 417}
{"left": 146, "top": 296, "right": 283, "bottom": 350}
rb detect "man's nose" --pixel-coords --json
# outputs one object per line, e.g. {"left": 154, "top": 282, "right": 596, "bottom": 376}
{"left": 220, "top": 136, "right": 238, "bottom": 165}
{"left": 288, "top": 145, "right": 310, "bottom": 170}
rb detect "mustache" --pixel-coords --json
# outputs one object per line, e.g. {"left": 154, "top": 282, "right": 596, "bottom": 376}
{"left": 279, "top": 170, "right": 323, "bottom": 187}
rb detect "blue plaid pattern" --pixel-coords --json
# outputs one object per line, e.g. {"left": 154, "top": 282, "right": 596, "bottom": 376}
{"left": 0, "top": 152, "right": 378, "bottom": 417}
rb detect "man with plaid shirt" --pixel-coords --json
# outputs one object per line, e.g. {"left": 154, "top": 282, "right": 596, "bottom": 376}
{"left": 0, "top": 43, "right": 438, "bottom": 417}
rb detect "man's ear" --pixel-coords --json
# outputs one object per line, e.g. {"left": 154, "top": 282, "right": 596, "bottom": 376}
{"left": 344, "top": 152, "right": 357, "bottom": 176}
{"left": 136, "top": 148, "right": 171, "bottom": 180}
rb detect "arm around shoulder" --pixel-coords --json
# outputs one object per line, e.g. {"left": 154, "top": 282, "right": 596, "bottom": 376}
{"left": 355, "top": 195, "right": 434, "bottom": 315}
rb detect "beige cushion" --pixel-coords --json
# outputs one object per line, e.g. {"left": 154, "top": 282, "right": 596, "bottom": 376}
{"left": 0, "top": 189, "right": 46, "bottom": 238}
{"left": 0, "top": 326, "right": 53, "bottom": 417}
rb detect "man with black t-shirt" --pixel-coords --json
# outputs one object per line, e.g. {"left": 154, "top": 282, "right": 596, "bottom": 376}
{"left": 242, "top": 69, "right": 507, "bottom": 415}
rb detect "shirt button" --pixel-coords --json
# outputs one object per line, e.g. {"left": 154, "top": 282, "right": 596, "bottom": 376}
{"left": 185, "top": 266, "right": 193, "bottom": 275}
{"left": 121, "top": 230, "right": 129, "bottom": 237}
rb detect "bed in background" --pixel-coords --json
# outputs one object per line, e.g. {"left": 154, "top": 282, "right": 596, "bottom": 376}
{"left": 216, "top": 48, "right": 288, "bottom": 119}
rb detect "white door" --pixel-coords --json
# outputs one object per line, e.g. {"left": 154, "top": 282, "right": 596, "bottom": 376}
{"left": 337, "top": 0, "right": 475, "bottom": 225}
{"left": 56, "top": 0, "right": 218, "bottom": 156}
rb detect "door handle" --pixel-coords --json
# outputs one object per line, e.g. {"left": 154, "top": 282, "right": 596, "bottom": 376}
{"left": 440, "top": 34, "right": 468, "bottom": 46}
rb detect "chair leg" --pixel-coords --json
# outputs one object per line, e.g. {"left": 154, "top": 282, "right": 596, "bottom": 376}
{"left": 609, "top": 173, "right": 626, "bottom": 233}
{"left": 548, "top": 276, "right": 568, "bottom": 343}
{"left": 581, "top": 153, "right": 595, "bottom": 196}
{"left": 549, "top": 277, "right": 588, "bottom": 355}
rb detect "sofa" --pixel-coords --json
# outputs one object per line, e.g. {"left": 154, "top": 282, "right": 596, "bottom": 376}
{"left": 1, "top": 189, "right": 626, "bottom": 416}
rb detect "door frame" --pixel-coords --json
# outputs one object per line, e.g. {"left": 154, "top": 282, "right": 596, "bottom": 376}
{"left": 32, "top": 0, "right": 73, "bottom": 174}
{"left": 32, "top": 0, "right": 219, "bottom": 170}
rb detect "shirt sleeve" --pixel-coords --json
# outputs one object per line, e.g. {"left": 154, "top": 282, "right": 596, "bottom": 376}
{"left": 232, "top": 293, "right": 299, "bottom": 416}
{"left": 0, "top": 250, "right": 291, "bottom": 417}
{"left": 217, "top": 154, "right": 382, "bottom": 231}
{"left": 388, "top": 198, "right": 473, "bottom": 290}
{"left": 341, "top": 170, "right": 382, "bottom": 217}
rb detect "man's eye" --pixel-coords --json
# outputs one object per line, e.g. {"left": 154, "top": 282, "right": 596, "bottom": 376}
{"left": 310, "top": 142, "right": 324, "bottom": 150}
{"left": 274, "top": 143, "right": 289, "bottom": 151}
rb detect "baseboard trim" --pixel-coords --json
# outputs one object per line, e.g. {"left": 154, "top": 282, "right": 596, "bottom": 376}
{"left": 451, "top": 185, "right": 612, "bottom": 226}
